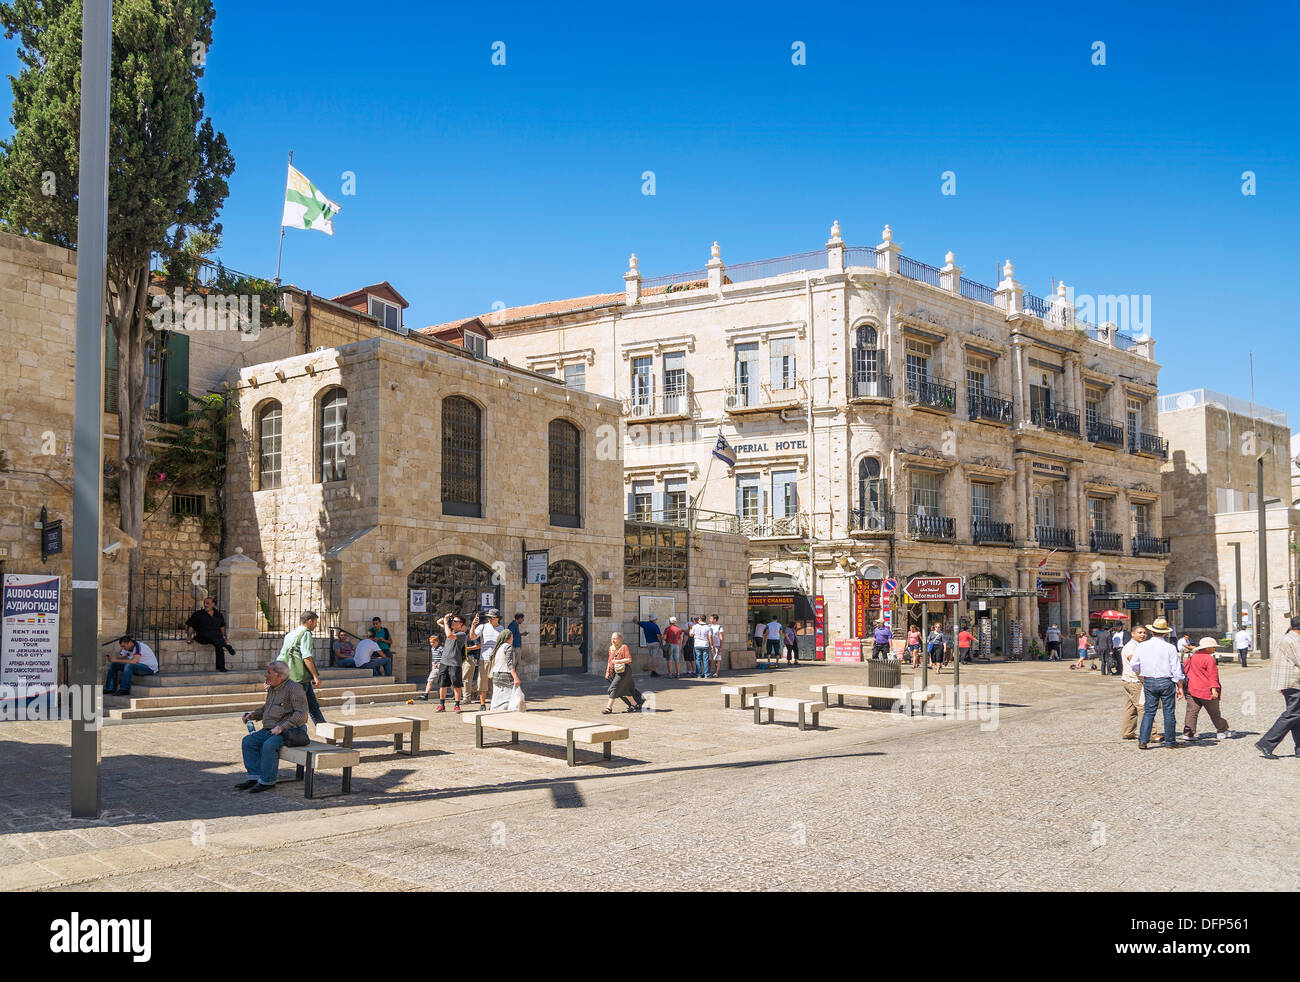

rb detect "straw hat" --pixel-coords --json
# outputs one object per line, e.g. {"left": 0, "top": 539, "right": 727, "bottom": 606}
{"left": 1147, "top": 617, "right": 1173, "bottom": 635}
{"left": 1196, "top": 636, "right": 1219, "bottom": 651}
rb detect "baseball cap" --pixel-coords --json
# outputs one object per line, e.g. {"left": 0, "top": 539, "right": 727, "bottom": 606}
{"left": 487, "top": 608, "right": 500, "bottom": 618}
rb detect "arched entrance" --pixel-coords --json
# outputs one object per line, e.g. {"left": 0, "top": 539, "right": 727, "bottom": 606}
{"left": 1183, "top": 581, "right": 1217, "bottom": 630}
{"left": 540, "top": 560, "right": 589, "bottom": 675}
{"left": 406, "top": 556, "right": 503, "bottom": 670}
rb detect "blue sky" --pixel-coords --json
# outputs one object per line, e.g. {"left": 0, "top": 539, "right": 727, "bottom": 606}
{"left": 3, "top": 0, "right": 1298, "bottom": 419}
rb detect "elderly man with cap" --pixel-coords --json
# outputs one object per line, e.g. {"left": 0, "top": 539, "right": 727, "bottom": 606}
{"left": 1130, "top": 617, "right": 1184, "bottom": 749}
{"left": 1180, "top": 636, "right": 1233, "bottom": 741}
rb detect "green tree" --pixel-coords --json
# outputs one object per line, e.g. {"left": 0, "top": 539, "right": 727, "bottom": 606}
{"left": 0, "top": 0, "right": 234, "bottom": 610}
{"left": 151, "top": 390, "right": 235, "bottom": 552}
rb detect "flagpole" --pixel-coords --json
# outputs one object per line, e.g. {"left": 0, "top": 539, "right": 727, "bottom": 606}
{"left": 274, "top": 150, "right": 293, "bottom": 285}
{"left": 690, "top": 433, "right": 720, "bottom": 532}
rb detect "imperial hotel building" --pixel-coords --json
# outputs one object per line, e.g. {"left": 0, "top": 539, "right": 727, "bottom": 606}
{"left": 431, "top": 223, "right": 1175, "bottom": 654}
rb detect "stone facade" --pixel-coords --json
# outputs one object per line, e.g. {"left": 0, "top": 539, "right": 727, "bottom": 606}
{"left": 475, "top": 222, "right": 1171, "bottom": 651}
{"left": 1159, "top": 388, "right": 1299, "bottom": 646}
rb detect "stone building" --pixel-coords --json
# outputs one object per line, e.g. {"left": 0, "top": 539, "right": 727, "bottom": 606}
{"left": 455, "top": 221, "right": 1174, "bottom": 654}
{"left": 1159, "top": 388, "right": 1299, "bottom": 646}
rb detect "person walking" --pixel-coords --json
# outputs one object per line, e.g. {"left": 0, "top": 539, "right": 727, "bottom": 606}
{"left": 1255, "top": 615, "right": 1300, "bottom": 758}
{"left": 279, "top": 611, "right": 325, "bottom": 725}
{"left": 487, "top": 630, "right": 522, "bottom": 711}
{"left": 871, "top": 619, "right": 892, "bottom": 660}
{"left": 1234, "top": 624, "right": 1253, "bottom": 669}
{"left": 958, "top": 624, "right": 976, "bottom": 665}
{"left": 765, "top": 616, "right": 784, "bottom": 663}
{"left": 709, "top": 614, "right": 726, "bottom": 677}
{"left": 1045, "top": 623, "right": 1063, "bottom": 661}
{"left": 471, "top": 609, "right": 507, "bottom": 712}
{"left": 1130, "top": 618, "right": 1183, "bottom": 750}
{"left": 603, "top": 632, "right": 644, "bottom": 713}
{"left": 1119, "top": 625, "right": 1150, "bottom": 740}
{"left": 927, "top": 621, "right": 946, "bottom": 674}
{"left": 1094, "top": 626, "right": 1113, "bottom": 676}
{"left": 905, "top": 625, "right": 922, "bottom": 666}
{"left": 690, "top": 616, "right": 712, "bottom": 678}
{"left": 418, "top": 631, "right": 443, "bottom": 701}
{"left": 1182, "top": 637, "right": 1233, "bottom": 741}
{"left": 782, "top": 622, "right": 798, "bottom": 665}
{"left": 661, "top": 617, "right": 684, "bottom": 679}
{"left": 186, "top": 595, "right": 236, "bottom": 672}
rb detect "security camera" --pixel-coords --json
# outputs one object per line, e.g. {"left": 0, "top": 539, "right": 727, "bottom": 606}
{"left": 102, "top": 542, "right": 122, "bottom": 559}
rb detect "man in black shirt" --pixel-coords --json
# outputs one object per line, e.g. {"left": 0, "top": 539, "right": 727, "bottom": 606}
{"left": 186, "top": 596, "right": 236, "bottom": 672}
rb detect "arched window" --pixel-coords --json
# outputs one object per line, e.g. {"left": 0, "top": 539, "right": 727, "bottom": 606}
{"left": 442, "top": 396, "right": 482, "bottom": 518}
{"left": 856, "top": 457, "right": 888, "bottom": 530}
{"left": 320, "top": 388, "right": 347, "bottom": 483}
{"left": 549, "top": 419, "right": 581, "bottom": 528}
{"left": 1183, "top": 581, "right": 1217, "bottom": 629}
{"left": 852, "top": 323, "right": 885, "bottom": 398}
{"left": 257, "top": 401, "right": 283, "bottom": 490}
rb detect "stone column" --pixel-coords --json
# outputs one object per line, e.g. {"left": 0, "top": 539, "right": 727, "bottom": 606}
{"left": 1116, "top": 489, "right": 1131, "bottom": 556}
{"left": 217, "top": 548, "right": 261, "bottom": 671}
{"left": 1012, "top": 341, "right": 1029, "bottom": 425}
{"left": 1013, "top": 458, "right": 1030, "bottom": 546}
{"left": 1067, "top": 466, "right": 1081, "bottom": 552}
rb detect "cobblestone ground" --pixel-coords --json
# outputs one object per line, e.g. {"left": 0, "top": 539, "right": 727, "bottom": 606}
{"left": 1, "top": 659, "right": 1294, "bottom": 891}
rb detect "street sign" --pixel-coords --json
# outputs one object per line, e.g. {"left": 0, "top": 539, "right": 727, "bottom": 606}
{"left": 525, "top": 549, "right": 549, "bottom": 585}
{"left": 1124, "top": 600, "right": 1142, "bottom": 611}
{"left": 904, "top": 576, "right": 964, "bottom": 602}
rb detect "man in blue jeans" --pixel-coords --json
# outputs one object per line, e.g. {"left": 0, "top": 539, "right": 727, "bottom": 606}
{"left": 104, "top": 636, "right": 158, "bottom": 696}
{"left": 236, "top": 661, "right": 309, "bottom": 792}
{"left": 1130, "top": 618, "right": 1184, "bottom": 750}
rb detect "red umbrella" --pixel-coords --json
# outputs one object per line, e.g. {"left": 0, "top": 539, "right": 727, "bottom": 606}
{"left": 1090, "top": 610, "right": 1129, "bottom": 620}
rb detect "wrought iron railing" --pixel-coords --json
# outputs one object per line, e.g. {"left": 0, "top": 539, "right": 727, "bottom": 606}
{"left": 1090, "top": 530, "right": 1123, "bottom": 553}
{"left": 1087, "top": 416, "right": 1126, "bottom": 447}
{"left": 909, "top": 511, "right": 957, "bottom": 541}
{"left": 844, "top": 247, "right": 879, "bottom": 268}
{"left": 972, "top": 518, "right": 1013, "bottom": 545}
{"left": 1036, "top": 526, "right": 1076, "bottom": 550}
{"left": 641, "top": 268, "right": 710, "bottom": 292}
{"left": 1031, "top": 405, "right": 1080, "bottom": 436}
{"left": 1023, "top": 292, "right": 1051, "bottom": 319}
{"left": 905, "top": 376, "right": 957, "bottom": 413}
{"left": 850, "top": 371, "right": 893, "bottom": 400}
{"left": 850, "top": 508, "right": 895, "bottom": 533}
{"left": 257, "top": 574, "right": 342, "bottom": 640}
{"left": 960, "top": 278, "right": 997, "bottom": 305}
{"left": 723, "top": 250, "right": 827, "bottom": 284}
{"left": 1132, "top": 535, "right": 1170, "bottom": 556}
{"left": 968, "top": 390, "right": 1014, "bottom": 424}
{"left": 686, "top": 508, "right": 807, "bottom": 540}
{"left": 128, "top": 568, "right": 229, "bottom": 641}
{"left": 624, "top": 382, "right": 693, "bottom": 419}
{"left": 1129, "top": 431, "right": 1169, "bottom": 458}
{"left": 898, "top": 255, "right": 942, "bottom": 287}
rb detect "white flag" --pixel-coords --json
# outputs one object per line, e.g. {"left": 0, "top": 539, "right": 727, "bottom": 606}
{"left": 282, "top": 164, "right": 341, "bottom": 235}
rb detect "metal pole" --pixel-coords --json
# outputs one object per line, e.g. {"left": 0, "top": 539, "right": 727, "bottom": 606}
{"left": 1257, "top": 454, "right": 1270, "bottom": 660}
{"left": 1231, "top": 541, "right": 1242, "bottom": 633}
{"left": 952, "top": 600, "right": 960, "bottom": 709}
{"left": 274, "top": 150, "right": 293, "bottom": 284}
{"left": 71, "top": 0, "right": 112, "bottom": 820}
{"left": 920, "top": 603, "right": 929, "bottom": 692}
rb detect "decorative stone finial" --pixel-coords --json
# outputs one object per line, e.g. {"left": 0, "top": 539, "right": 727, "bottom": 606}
{"left": 944, "top": 251, "right": 955, "bottom": 265}
{"left": 882, "top": 225, "right": 893, "bottom": 243}
{"left": 235, "top": 546, "right": 244, "bottom": 555}
{"left": 1056, "top": 280, "right": 1067, "bottom": 299}
{"left": 628, "top": 253, "right": 638, "bottom": 271}
{"left": 710, "top": 241, "right": 721, "bottom": 261}
{"left": 830, "top": 220, "right": 842, "bottom": 239}
{"left": 1003, "top": 259, "right": 1014, "bottom": 279}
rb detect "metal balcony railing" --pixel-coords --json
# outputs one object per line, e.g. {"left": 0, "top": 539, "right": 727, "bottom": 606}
{"left": 960, "top": 278, "right": 997, "bottom": 305}
{"left": 968, "top": 390, "right": 1014, "bottom": 424}
{"left": 1090, "top": 530, "right": 1123, "bottom": 553}
{"left": 850, "top": 508, "right": 895, "bottom": 533}
{"left": 972, "top": 518, "right": 1013, "bottom": 545}
{"left": 909, "top": 511, "right": 957, "bottom": 541}
{"left": 724, "top": 381, "right": 804, "bottom": 413}
{"left": 905, "top": 376, "right": 957, "bottom": 413}
{"left": 898, "top": 255, "right": 942, "bottom": 287}
{"left": 1132, "top": 535, "right": 1170, "bottom": 556}
{"left": 623, "top": 383, "right": 693, "bottom": 420}
{"left": 1023, "top": 292, "right": 1051, "bottom": 319}
{"left": 1036, "top": 526, "right": 1076, "bottom": 550}
{"left": 688, "top": 508, "right": 808, "bottom": 540}
{"left": 1130, "top": 431, "right": 1169, "bottom": 458}
{"left": 1087, "top": 416, "right": 1126, "bottom": 447}
{"left": 850, "top": 371, "right": 893, "bottom": 400}
{"left": 1031, "top": 406, "right": 1081, "bottom": 436}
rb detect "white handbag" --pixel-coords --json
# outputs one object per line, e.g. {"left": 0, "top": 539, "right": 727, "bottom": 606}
{"left": 509, "top": 686, "right": 527, "bottom": 712}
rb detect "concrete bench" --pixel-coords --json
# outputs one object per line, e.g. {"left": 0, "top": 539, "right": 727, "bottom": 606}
{"left": 721, "top": 682, "right": 775, "bottom": 709}
{"left": 316, "top": 716, "right": 427, "bottom": 756}
{"left": 279, "top": 743, "right": 362, "bottom": 799}
{"left": 468, "top": 710, "right": 630, "bottom": 767}
{"left": 753, "top": 696, "right": 825, "bottom": 730}
{"left": 810, "top": 683, "right": 940, "bottom": 716}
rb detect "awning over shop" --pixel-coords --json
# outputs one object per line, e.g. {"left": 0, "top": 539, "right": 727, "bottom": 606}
{"left": 748, "top": 591, "right": 816, "bottom": 620}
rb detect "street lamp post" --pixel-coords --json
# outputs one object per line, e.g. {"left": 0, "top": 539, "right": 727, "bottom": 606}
{"left": 70, "top": 0, "right": 113, "bottom": 819}
{"left": 1257, "top": 453, "right": 1270, "bottom": 660}
{"left": 1230, "top": 541, "right": 1243, "bottom": 633}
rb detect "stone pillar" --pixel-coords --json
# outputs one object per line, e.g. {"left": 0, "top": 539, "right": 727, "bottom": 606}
{"left": 1050, "top": 281, "right": 1075, "bottom": 329}
{"left": 707, "top": 241, "right": 724, "bottom": 291}
{"left": 624, "top": 253, "right": 641, "bottom": 304}
{"left": 1116, "top": 489, "right": 1131, "bottom": 555}
{"left": 994, "top": 260, "right": 1023, "bottom": 315}
{"left": 217, "top": 548, "right": 261, "bottom": 643}
{"left": 876, "top": 224, "right": 900, "bottom": 274}
{"left": 1013, "top": 458, "right": 1030, "bottom": 546}
{"left": 826, "top": 220, "right": 844, "bottom": 272}
{"left": 1012, "top": 341, "right": 1029, "bottom": 424}
{"left": 1067, "top": 465, "right": 1081, "bottom": 553}
{"left": 940, "top": 251, "right": 961, "bottom": 294}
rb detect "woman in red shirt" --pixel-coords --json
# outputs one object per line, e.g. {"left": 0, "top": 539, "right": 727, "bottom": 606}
{"left": 1182, "top": 638, "right": 1233, "bottom": 740}
{"left": 604, "top": 632, "right": 645, "bottom": 714}
{"left": 957, "top": 626, "right": 976, "bottom": 664}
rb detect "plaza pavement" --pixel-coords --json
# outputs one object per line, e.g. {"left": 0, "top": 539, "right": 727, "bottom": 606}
{"left": 0, "top": 657, "right": 1295, "bottom": 891}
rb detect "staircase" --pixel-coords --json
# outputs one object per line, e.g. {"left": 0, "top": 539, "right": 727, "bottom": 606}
{"left": 106, "top": 668, "right": 420, "bottom": 721}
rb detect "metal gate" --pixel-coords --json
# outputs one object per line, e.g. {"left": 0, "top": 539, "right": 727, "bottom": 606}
{"left": 540, "top": 560, "right": 589, "bottom": 675}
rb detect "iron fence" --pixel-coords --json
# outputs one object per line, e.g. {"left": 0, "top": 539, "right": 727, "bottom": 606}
{"left": 1087, "top": 416, "right": 1126, "bottom": 447}
{"left": 1036, "top": 526, "right": 1077, "bottom": 550}
{"left": 257, "top": 574, "right": 341, "bottom": 639}
{"left": 1130, "top": 431, "right": 1169, "bottom": 458}
{"left": 128, "top": 568, "right": 230, "bottom": 642}
{"left": 960, "top": 278, "right": 997, "bottom": 305}
{"left": 1090, "top": 530, "right": 1123, "bottom": 553}
{"left": 723, "top": 250, "right": 827, "bottom": 284}
{"left": 968, "top": 390, "right": 1014, "bottom": 423}
{"left": 909, "top": 512, "right": 957, "bottom": 541}
{"left": 972, "top": 518, "right": 1013, "bottom": 545}
{"left": 844, "top": 247, "right": 879, "bottom": 268}
{"left": 1032, "top": 405, "right": 1081, "bottom": 436}
{"left": 898, "top": 255, "right": 942, "bottom": 287}
{"left": 850, "top": 371, "right": 892, "bottom": 400}
{"left": 905, "top": 376, "right": 957, "bottom": 413}
{"left": 849, "top": 508, "right": 895, "bottom": 533}
{"left": 1022, "top": 292, "right": 1051, "bottom": 319}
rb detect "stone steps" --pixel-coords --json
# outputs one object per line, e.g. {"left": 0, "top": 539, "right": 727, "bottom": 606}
{"left": 108, "top": 686, "right": 420, "bottom": 720}
{"left": 123, "top": 683, "right": 417, "bottom": 710}
{"left": 130, "top": 673, "right": 396, "bottom": 697}
{"left": 132, "top": 668, "right": 375, "bottom": 688}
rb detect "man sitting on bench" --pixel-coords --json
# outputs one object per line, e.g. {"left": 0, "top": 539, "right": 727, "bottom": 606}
{"left": 235, "top": 661, "right": 309, "bottom": 794}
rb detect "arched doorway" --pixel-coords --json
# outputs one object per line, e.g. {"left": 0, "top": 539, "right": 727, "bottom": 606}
{"left": 540, "top": 561, "right": 589, "bottom": 675}
{"left": 1183, "top": 581, "right": 1217, "bottom": 630}
{"left": 407, "top": 555, "right": 502, "bottom": 669}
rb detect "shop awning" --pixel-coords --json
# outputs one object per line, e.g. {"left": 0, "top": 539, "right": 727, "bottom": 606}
{"left": 748, "top": 591, "right": 816, "bottom": 619}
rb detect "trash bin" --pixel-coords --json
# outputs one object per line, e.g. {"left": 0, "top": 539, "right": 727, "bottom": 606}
{"left": 867, "top": 657, "right": 901, "bottom": 710}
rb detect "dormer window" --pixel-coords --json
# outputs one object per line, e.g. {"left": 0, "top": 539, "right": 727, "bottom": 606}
{"left": 368, "top": 296, "right": 402, "bottom": 332}
{"left": 464, "top": 331, "right": 487, "bottom": 359}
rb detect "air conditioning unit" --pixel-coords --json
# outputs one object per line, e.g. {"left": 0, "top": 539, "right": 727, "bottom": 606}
{"left": 724, "top": 393, "right": 742, "bottom": 410}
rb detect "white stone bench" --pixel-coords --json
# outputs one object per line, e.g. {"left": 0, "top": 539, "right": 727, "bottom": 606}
{"left": 279, "top": 743, "right": 362, "bottom": 799}
{"left": 467, "top": 710, "right": 630, "bottom": 767}
{"left": 721, "top": 682, "right": 775, "bottom": 709}
{"left": 752, "top": 696, "right": 826, "bottom": 730}
{"left": 810, "top": 683, "right": 940, "bottom": 717}
{"left": 316, "top": 716, "right": 427, "bottom": 756}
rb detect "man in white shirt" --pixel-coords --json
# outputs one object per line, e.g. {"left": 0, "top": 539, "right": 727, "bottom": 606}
{"left": 470, "top": 609, "right": 506, "bottom": 710}
{"left": 340, "top": 634, "right": 391, "bottom": 677}
{"left": 766, "top": 617, "right": 784, "bottom": 662}
{"left": 1234, "top": 626, "right": 1252, "bottom": 669}
{"left": 691, "top": 616, "right": 713, "bottom": 678}
{"left": 1129, "top": 618, "right": 1184, "bottom": 750}
{"left": 706, "top": 614, "right": 725, "bottom": 679}
{"left": 104, "top": 636, "right": 158, "bottom": 695}
{"left": 1118, "top": 625, "right": 1155, "bottom": 741}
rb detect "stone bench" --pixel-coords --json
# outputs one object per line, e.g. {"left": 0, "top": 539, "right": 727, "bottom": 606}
{"left": 279, "top": 743, "right": 362, "bottom": 799}
{"left": 810, "top": 683, "right": 940, "bottom": 716}
{"left": 467, "top": 710, "right": 629, "bottom": 766}
{"left": 753, "top": 696, "right": 825, "bottom": 731}
{"left": 316, "top": 716, "right": 427, "bottom": 756}
{"left": 721, "top": 682, "right": 775, "bottom": 709}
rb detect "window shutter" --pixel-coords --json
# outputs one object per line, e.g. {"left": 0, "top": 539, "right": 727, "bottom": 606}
{"left": 163, "top": 331, "right": 190, "bottom": 424}
{"left": 627, "top": 491, "right": 637, "bottom": 518}
{"left": 651, "top": 490, "right": 666, "bottom": 524}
